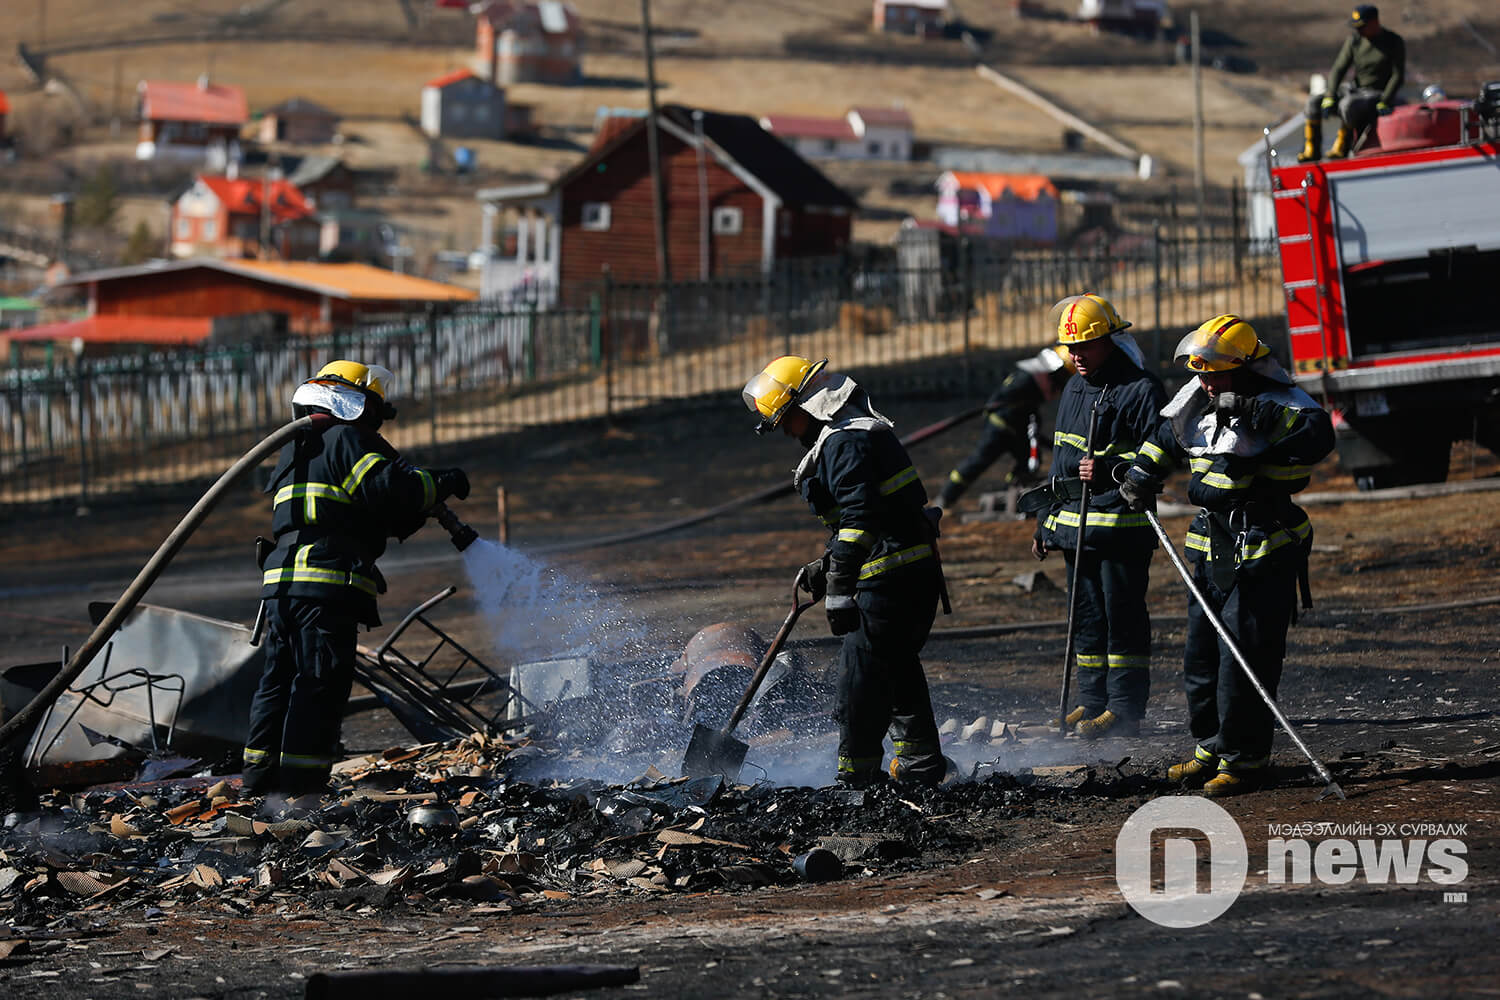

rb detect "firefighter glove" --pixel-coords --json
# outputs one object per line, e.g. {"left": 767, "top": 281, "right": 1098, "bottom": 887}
{"left": 1377, "top": 101, "right": 1392, "bottom": 115}
{"left": 824, "top": 595, "right": 860, "bottom": 636}
{"left": 434, "top": 468, "right": 471, "bottom": 502}
{"left": 1118, "top": 470, "right": 1163, "bottom": 512}
{"left": 802, "top": 557, "right": 828, "bottom": 603}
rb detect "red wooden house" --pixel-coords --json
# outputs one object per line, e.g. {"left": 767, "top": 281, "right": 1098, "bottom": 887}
{"left": 169, "top": 174, "right": 321, "bottom": 261}
{"left": 475, "top": 1, "right": 582, "bottom": 85}
{"left": 475, "top": 104, "right": 856, "bottom": 301}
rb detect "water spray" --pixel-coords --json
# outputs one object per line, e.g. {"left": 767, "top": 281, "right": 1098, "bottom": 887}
{"left": 432, "top": 502, "right": 478, "bottom": 552}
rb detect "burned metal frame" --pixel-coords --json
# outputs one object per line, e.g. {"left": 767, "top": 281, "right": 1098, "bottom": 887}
{"left": 360, "top": 586, "right": 533, "bottom": 741}
{"left": 28, "top": 642, "right": 186, "bottom": 769}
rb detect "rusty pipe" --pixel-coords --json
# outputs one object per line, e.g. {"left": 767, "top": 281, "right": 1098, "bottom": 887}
{"left": 0, "top": 414, "right": 330, "bottom": 748}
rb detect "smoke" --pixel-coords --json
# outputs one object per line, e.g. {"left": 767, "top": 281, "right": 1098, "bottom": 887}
{"left": 459, "top": 538, "right": 652, "bottom": 667}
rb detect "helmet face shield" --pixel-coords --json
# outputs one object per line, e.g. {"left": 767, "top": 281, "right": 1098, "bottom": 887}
{"left": 742, "top": 356, "right": 827, "bottom": 434}
{"left": 1176, "top": 316, "right": 1266, "bottom": 372}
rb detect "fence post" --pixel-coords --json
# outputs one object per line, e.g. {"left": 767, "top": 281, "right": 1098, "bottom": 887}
{"left": 961, "top": 236, "right": 973, "bottom": 394}
{"left": 1231, "top": 179, "right": 1243, "bottom": 282}
{"left": 75, "top": 362, "right": 89, "bottom": 513}
{"left": 426, "top": 303, "right": 438, "bottom": 450}
{"left": 1153, "top": 224, "right": 1164, "bottom": 355}
{"left": 602, "top": 266, "right": 614, "bottom": 427}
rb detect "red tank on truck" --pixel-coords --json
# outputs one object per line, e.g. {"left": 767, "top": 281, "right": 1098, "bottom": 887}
{"left": 1268, "top": 82, "right": 1500, "bottom": 489}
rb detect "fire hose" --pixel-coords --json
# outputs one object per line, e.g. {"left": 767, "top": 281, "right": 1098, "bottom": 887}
{"left": 534, "top": 404, "right": 988, "bottom": 555}
{"left": 0, "top": 414, "right": 332, "bottom": 748}
{"left": 1144, "top": 507, "right": 1345, "bottom": 801}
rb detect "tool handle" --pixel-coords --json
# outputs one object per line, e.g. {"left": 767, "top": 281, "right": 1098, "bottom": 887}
{"left": 723, "top": 568, "right": 812, "bottom": 735}
{"left": 1057, "top": 393, "right": 1103, "bottom": 732}
{"left": 1145, "top": 509, "right": 1342, "bottom": 796}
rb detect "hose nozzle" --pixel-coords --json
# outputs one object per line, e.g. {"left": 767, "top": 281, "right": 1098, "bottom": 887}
{"left": 432, "top": 502, "right": 479, "bottom": 552}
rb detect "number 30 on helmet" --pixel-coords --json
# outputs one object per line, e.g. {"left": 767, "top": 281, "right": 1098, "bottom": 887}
{"left": 742, "top": 356, "right": 827, "bottom": 434}
{"left": 1175, "top": 315, "right": 1270, "bottom": 372}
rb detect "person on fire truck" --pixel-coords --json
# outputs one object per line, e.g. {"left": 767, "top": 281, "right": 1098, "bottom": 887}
{"left": 1117, "top": 317, "right": 1335, "bottom": 796}
{"left": 932, "top": 345, "right": 1075, "bottom": 511}
{"left": 1299, "top": 4, "right": 1406, "bottom": 162}
{"left": 742, "top": 356, "right": 948, "bottom": 788}
{"left": 1025, "top": 294, "right": 1166, "bottom": 740}
{"left": 244, "top": 361, "right": 470, "bottom": 797}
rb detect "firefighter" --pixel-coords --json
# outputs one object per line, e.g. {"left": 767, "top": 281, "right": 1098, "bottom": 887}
{"left": 742, "top": 356, "right": 947, "bottom": 787}
{"left": 1118, "top": 316, "right": 1334, "bottom": 796}
{"left": 1026, "top": 294, "right": 1166, "bottom": 739}
{"left": 244, "top": 361, "right": 470, "bottom": 797}
{"left": 933, "top": 345, "right": 1074, "bottom": 511}
{"left": 1299, "top": 4, "right": 1405, "bottom": 162}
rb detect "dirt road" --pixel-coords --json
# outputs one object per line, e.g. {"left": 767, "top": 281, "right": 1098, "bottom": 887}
{"left": 2, "top": 395, "right": 1497, "bottom": 997}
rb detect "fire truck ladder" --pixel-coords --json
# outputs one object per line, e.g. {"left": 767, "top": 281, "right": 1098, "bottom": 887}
{"left": 1262, "top": 130, "right": 1334, "bottom": 404}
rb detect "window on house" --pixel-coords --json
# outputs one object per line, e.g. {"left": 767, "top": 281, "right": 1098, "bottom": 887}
{"left": 712, "top": 206, "right": 742, "bottom": 236}
{"left": 867, "top": 141, "right": 882, "bottom": 156}
{"left": 581, "top": 202, "right": 611, "bottom": 231}
{"left": 201, "top": 219, "right": 218, "bottom": 240}
{"left": 176, "top": 217, "right": 191, "bottom": 239}
{"left": 475, "top": 103, "right": 489, "bottom": 120}
{"left": 822, "top": 139, "right": 836, "bottom": 153}
{"left": 779, "top": 211, "right": 793, "bottom": 238}
{"left": 452, "top": 104, "right": 468, "bottom": 122}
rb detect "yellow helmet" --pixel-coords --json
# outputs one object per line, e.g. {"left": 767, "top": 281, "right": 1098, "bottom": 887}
{"left": 310, "top": 360, "right": 396, "bottom": 400}
{"left": 1054, "top": 345, "right": 1077, "bottom": 374}
{"left": 1175, "top": 315, "right": 1271, "bottom": 372}
{"left": 1050, "top": 293, "right": 1131, "bottom": 345}
{"left": 293, "top": 360, "right": 399, "bottom": 421}
{"left": 742, "top": 356, "right": 828, "bottom": 434}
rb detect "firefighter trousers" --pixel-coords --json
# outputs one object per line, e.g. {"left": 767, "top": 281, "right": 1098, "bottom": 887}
{"left": 1183, "top": 556, "right": 1297, "bottom": 772}
{"left": 941, "top": 418, "right": 1025, "bottom": 505}
{"left": 835, "top": 574, "right": 943, "bottom": 787}
{"left": 242, "top": 598, "right": 358, "bottom": 796}
{"left": 1065, "top": 548, "right": 1152, "bottom": 721}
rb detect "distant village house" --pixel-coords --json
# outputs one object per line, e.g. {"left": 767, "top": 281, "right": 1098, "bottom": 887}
{"left": 759, "top": 106, "right": 914, "bottom": 161}
{"left": 169, "top": 174, "right": 320, "bottom": 261}
{"left": 0, "top": 89, "right": 9, "bottom": 142}
{"left": 872, "top": 0, "right": 949, "bottom": 36}
{"left": 475, "top": 1, "right": 583, "bottom": 85}
{"left": 257, "top": 98, "right": 341, "bottom": 145}
{"left": 136, "top": 77, "right": 247, "bottom": 164}
{"left": 475, "top": 104, "right": 857, "bottom": 302}
{"left": 1075, "top": 0, "right": 1166, "bottom": 39}
{"left": 283, "top": 155, "right": 357, "bottom": 212}
{"left": 421, "top": 69, "right": 507, "bottom": 140}
{"left": 936, "top": 171, "right": 1059, "bottom": 244}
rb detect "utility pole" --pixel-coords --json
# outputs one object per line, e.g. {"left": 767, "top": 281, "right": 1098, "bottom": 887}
{"left": 640, "top": 0, "right": 670, "bottom": 287}
{"left": 1191, "top": 12, "right": 1206, "bottom": 234}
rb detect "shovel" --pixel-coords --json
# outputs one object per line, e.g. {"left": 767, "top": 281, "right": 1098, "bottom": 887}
{"left": 682, "top": 567, "right": 817, "bottom": 781}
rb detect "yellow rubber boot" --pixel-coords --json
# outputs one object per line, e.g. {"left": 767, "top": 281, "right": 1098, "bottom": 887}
{"left": 1167, "top": 746, "right": 1218, "bottom": 787}
{"left": 1327, "top": 125, "right": 1353, "bottom": 159}
{"left": 1050, "top": 706, "right": 1088, "bottom": 729}
{"left": 1076, "top": 709, "right": 1139, "bottom": 740}
{"left": 1202, "top": 769, "right": 1264, "bottom": 798}
{"left": 1296, "top": 119, "right": 1322, "bottom": 163}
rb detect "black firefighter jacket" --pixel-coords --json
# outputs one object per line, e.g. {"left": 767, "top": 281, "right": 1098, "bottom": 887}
{"left": 797, "top": 417, "right": 938, "bottom": 605}
{"left": 260, "top": 418, "right": 438, "bottom": 626}
{"left": 1038, "top": 348, "right": 1166, "bottom": 558}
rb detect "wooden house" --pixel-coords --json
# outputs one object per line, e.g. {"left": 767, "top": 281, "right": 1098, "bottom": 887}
{"left": 475, "top": 104, "right": 857, "bottom": 301}
{"left": 760, "top": 105, "right": 914, "bottom": 161}
{"left": 257, "top": 97, "right": 341, "bottom": 145}
{"left": 421, "top": 69, "right": 507, "bottom": 140}
{"left": 872, "top": 0, "right": 948, "bottom": 36}
{"left": 136, "top": 77, "right": 247, "bottom": 162}
{"left": 169, "top": 174, "right": 321, "bottom": 261}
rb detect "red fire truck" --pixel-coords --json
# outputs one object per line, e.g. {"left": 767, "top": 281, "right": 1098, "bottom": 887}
{"left": 1270, "top": 85, "right": 1500, "bottom": 489}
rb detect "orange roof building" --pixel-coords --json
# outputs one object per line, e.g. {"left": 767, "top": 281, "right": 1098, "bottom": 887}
{"left": 53, "top": 259, "right": 478, "bottom": 339}
{"left": 170, "top": 174, "right": 320, "bottom": 260}
{"left": 136, "top": 78, "right": 248, "bottom": 160}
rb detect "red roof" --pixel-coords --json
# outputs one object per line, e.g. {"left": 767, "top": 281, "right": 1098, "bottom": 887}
{"left": 7, "top": 315, "right": 214, "bottom": 345}
{"left": 425, "top": 68, "right": 475, "bottom": 89}
{"left": 850, "top": 106, "right": 913, "bottom": 129}
{"left": 138, "top": 80, "right": 247, "bottom": 126}
{"left": 759, "top": 114, "right": 857, "bottom": 141}
{"left": 192, "top": 175, "right": 314, "bottom": 223}
{"left": 940, "top": 171, "right": 1058, "bottom": 201}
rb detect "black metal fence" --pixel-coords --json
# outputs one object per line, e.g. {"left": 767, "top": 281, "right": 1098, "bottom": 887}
{"left": 1, "top": 231, "right": 1286, "bottom": 511}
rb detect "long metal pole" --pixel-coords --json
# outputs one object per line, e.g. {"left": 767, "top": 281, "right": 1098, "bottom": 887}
{"left": 1057, "top": 393, "right": 1101, "bottom": 733}
{"left": 1144, "top": 509, "right": 1344, "bottom": 799}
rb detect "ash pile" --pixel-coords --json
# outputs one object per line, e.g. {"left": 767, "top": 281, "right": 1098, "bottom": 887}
{"left": 0, "top": 733, "right": 1156, "bottom": 929}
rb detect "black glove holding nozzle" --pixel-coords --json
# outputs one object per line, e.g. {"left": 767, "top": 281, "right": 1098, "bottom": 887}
{"left": 432, "top": 502, "right": 479, "bottom": 552}
{"left": 433, "top": 468, "right": 471, "bottom": 503}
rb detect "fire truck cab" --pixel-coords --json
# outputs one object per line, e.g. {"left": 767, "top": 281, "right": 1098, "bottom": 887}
{"left": 1270, "top": 83, "right": 1500, "bottom": 489}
